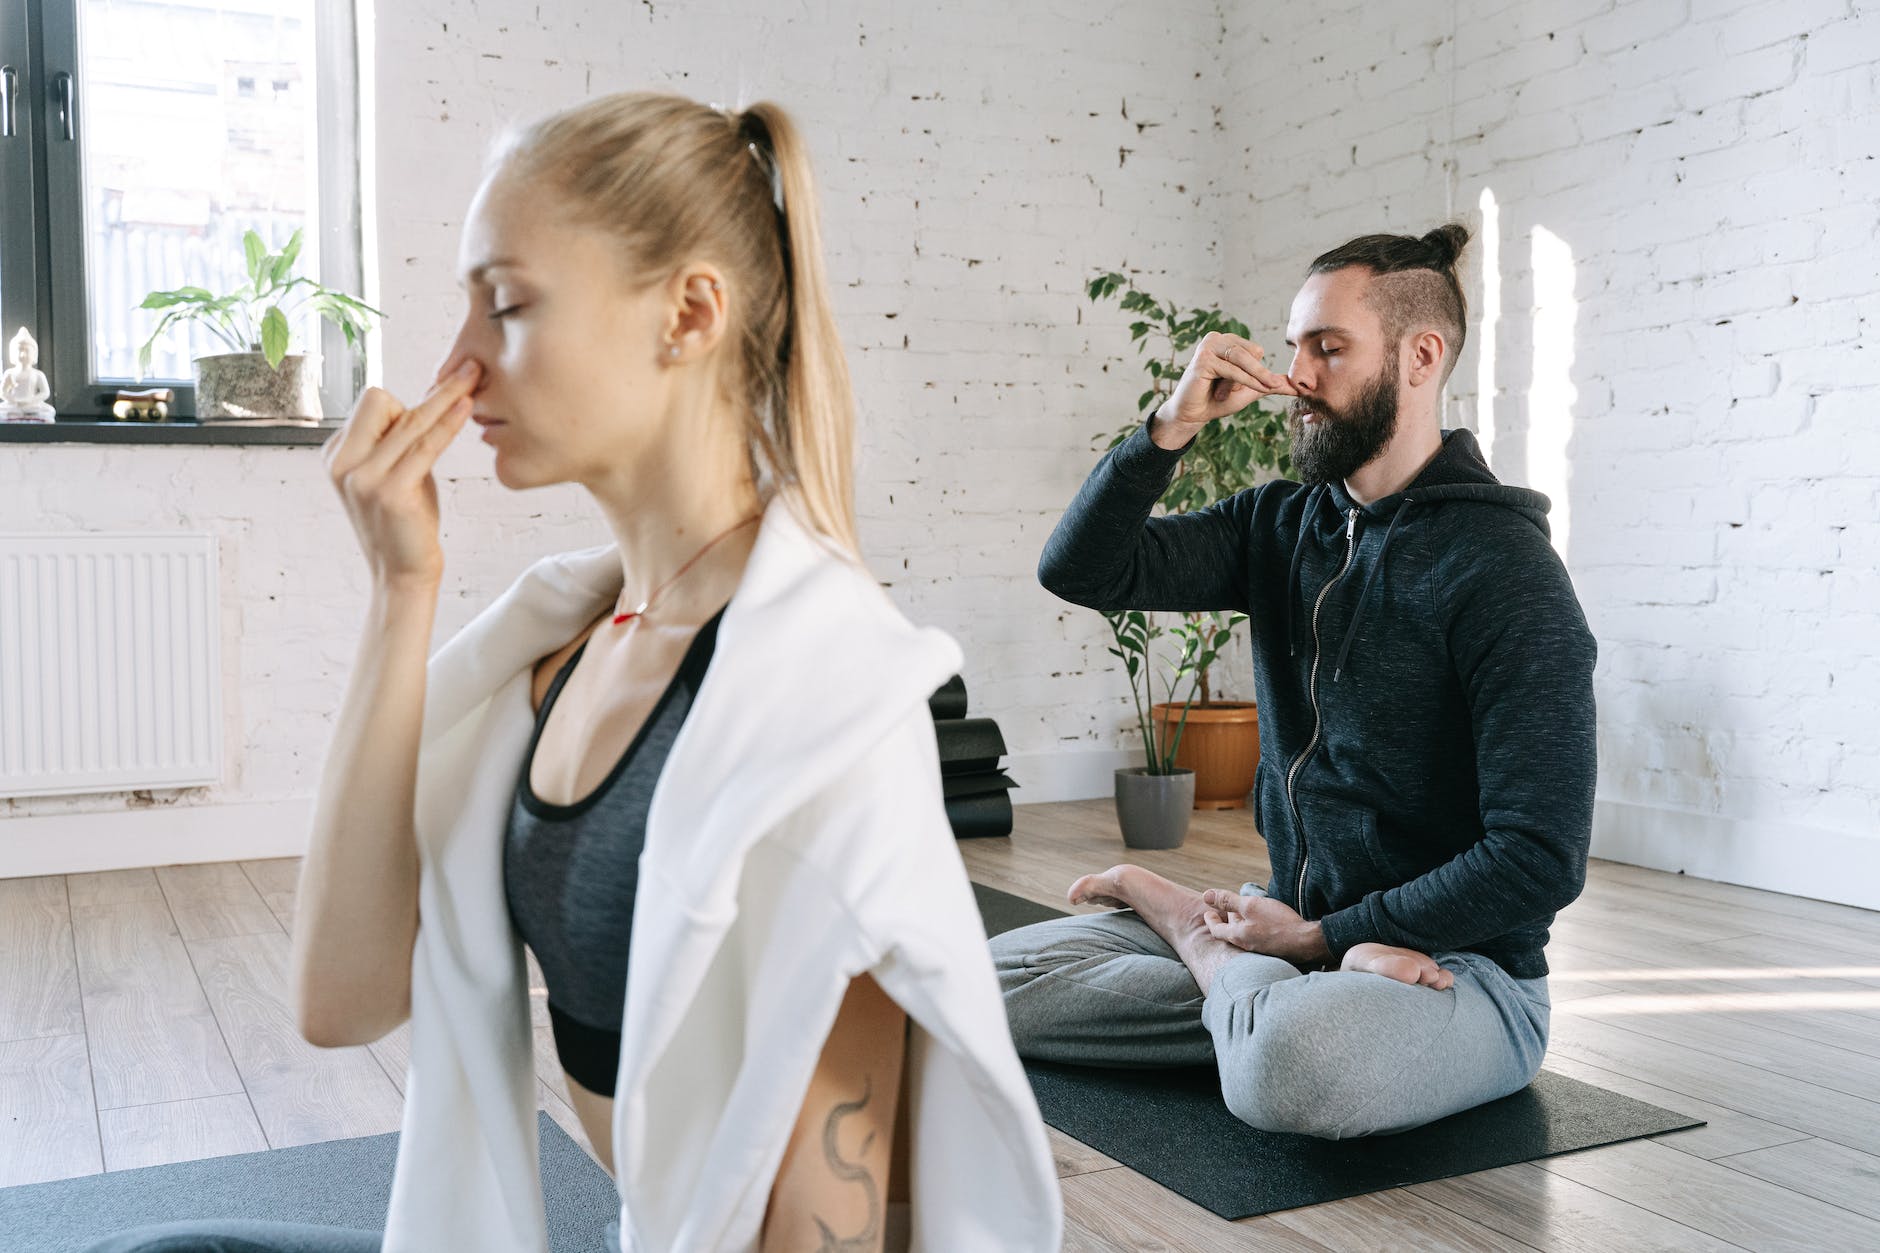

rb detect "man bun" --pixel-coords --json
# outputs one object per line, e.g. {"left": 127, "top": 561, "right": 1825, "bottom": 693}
{"left": 1421, "top": 223, "right": 1471, "bottom": 269}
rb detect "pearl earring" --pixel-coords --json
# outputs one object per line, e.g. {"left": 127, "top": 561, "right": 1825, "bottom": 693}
{"left": 668, "top": 344, "right": 680, "bottom": 360}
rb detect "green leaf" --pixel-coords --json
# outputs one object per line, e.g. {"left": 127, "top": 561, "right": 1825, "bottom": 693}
{"left": 140, "top": 286, "right": 214, "bottom": 309}
{"left": 277, "top": 228, "right": 303, "bottom": 278}
{"left": 260, "top": 305, "right": 290, "bottom": 369}
{"left": 1137, "top": 389, "right": 1158, "bottom": 412}
{"left": 243, "top": 231, "right": 267, "bottom": 286}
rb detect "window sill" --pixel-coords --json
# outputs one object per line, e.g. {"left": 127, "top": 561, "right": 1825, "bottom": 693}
{"left": 0, "top": 419, "right": 340, "bottom": 447}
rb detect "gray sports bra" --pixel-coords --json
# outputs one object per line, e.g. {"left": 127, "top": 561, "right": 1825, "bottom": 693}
{"left": 502, "top": 603, "right": 726, "bottom": 1096}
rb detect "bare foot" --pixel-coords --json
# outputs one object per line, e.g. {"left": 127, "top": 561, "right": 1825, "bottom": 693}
{"left": 1341, "top": 942, "right": 1455, "bottom": 991}
{"left": 1066, "top": 866, "right": 1132, "bottom": 910}
{"left": 1066, "top": 864, "right": 1244, "bottom": 994}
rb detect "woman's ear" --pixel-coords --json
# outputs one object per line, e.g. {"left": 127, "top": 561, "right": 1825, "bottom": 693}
{"left": 664, "top": 265, "right": 730, "bottom": 363}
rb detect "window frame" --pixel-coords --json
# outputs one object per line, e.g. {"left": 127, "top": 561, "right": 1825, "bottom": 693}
{"left": 2, "top": 0, "right": 365, "bottom": 428}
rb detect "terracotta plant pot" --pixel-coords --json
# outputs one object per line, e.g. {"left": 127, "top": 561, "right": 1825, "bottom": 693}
{"left": 1114, "top": 767, "right": 1195, "bottom": 850}
{"left": 193, "top": 352, "right": 322, "bottom": 422}
{"left": 1150, "top": 701, "right": 1261, "bottom": 810}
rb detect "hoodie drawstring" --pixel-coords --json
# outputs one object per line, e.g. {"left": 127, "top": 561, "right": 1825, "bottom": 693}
{"left": 1332, "top": 497, "right": 1416, "bottom": 682}
{"left": 1285, "top": 485, "right": 1327, "bottom": 657}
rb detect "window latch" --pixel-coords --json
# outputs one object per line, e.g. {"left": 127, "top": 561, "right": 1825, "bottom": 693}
{"left": 1, "top": 66, "right": 17, "bottom": 139}
{"left": 53, "top": 70, "right": 73, "bottom": 141}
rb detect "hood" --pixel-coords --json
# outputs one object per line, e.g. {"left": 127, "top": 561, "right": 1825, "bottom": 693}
{"left": 1286, "top": 428, "right": 1555, "bottom": 681}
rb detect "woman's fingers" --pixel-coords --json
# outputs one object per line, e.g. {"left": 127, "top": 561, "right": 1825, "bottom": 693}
{"left": 357, "top": 361, "right": 481, "bottom": 478}
{"left": 325, "top": 387, "right": 406, "bottom": 479}
{"left": 383, "top": 395, "right": 474, "bottom": 494}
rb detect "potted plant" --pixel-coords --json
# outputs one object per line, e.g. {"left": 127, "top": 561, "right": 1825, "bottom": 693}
{"left": 136, "top": 229, "right": 379, "bottom": 423}
{"left": 1087, "top": 270, "right": 1293, "bottom": 810}
{"left": 1105, "top": 608, "right": 1244, "bottom": 849}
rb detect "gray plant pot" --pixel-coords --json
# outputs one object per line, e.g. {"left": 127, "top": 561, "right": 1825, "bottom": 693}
{"left": 193, "top": 352, "right": 322, "bottom": 422}
{"left": 1114, "top": 767, "right": 1195, "bottom": 850}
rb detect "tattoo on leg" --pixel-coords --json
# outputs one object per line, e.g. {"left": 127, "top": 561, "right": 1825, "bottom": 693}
{"left": 813, "top": 1076, "right": 882, "bottom": 1252}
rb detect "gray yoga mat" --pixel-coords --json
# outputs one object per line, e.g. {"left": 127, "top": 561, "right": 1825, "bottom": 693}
{"left": 0, "top": 1112, "right": 618, "bottom": 1253}
{"left": 973, "top": 881, "right": 1706, "bottom": 1219}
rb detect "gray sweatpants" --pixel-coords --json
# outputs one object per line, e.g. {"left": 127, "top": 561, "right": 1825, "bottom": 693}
{"left": 990, "top": 890, "right": 1551, "bottom": 1140}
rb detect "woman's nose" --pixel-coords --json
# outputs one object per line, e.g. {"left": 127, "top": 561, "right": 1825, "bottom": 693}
{"left": 433, "top": 326, "right": 485, "bottom": 388}
{"left": 433, "top": 345, "right": 470, "bottom": 387}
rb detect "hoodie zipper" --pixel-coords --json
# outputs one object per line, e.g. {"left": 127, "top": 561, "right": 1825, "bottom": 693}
{"left": 1284, "top": 507, "right": 1360, "bottom": 916}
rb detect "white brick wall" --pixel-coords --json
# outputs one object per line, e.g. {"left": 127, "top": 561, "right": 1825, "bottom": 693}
{"left": 1, "top": 0, "right": 1234, "bottom": 859}
{"left": 1219, "top": 0, "right": 1880, "bottom": 905}
{"left": 6, "top": 0, "right": 1876, "bottom": 907}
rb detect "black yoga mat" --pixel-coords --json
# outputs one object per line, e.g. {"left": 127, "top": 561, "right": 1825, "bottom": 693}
{"left": 972, "top": 882, "right": 1706, "bottom": 1220}
{"left": 942, "top": 768, "right": 1016, "bottom": 800}
{"left": 928, "top": 673, "right": 969, "bottom": 720}
{"left": 945, "top": 787, "right": 1014, "bottom": 839}
{"left": 934, "top": 717, "right": 1007, "bottom": 776}
{"left": 0, "top": 1112, "right": 618, "bottom": 1253}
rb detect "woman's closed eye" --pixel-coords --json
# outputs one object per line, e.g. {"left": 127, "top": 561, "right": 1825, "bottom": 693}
{"left": 489, "top": 303, "right": 526, "bottom": 321}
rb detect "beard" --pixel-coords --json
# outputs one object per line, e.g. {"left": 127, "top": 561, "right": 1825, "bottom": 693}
{"left": 1287, "top": 354, "right": 1400, "bottom": 485}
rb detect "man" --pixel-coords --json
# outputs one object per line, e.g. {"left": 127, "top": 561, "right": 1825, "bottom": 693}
{"left": 991, "top": 225, "right": 1598, "bottom": 1139}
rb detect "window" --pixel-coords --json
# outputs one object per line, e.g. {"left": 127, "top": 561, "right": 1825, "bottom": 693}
{"left": 0, "top": 0, "right": 363, "bottom": 424}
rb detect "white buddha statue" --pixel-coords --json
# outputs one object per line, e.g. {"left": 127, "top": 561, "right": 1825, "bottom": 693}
{"left": 1, "top": 327, "right": 55, "bottom": 422}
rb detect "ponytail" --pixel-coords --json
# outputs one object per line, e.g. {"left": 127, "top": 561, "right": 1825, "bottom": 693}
{"left": 738, "top": 103, "right": 862, "bottom": 561}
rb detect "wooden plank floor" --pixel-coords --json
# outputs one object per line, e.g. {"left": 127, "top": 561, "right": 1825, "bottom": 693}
{"left": 4, "top": 800, "right": 1880, "bottom": 1250}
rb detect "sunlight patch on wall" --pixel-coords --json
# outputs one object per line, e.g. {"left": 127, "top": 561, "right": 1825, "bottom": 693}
{"left": 1476, "top": 186, "right": 1499, "bottom": 468}
{"left": 1526, "top": 223, "right": 1576, "bottom": 561}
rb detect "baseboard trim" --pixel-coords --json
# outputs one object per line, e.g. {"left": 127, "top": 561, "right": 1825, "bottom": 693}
{"left": 1592, "top": 797, "right": 1880, "bottom": 913}
{"left": 0, "top": 798, "right": 313, "bottom": 878}
{"left": 1005, "top": 747, "right": 1140, "bottom": 805}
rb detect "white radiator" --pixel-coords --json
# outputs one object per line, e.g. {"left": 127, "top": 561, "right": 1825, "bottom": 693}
{"left": 0, "top": 534, "right": 223, "bottom": 799}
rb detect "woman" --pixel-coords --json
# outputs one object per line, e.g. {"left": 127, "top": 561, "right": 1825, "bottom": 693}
{"left": 88, "top": 94, "right": 1059, "bottom": 1253}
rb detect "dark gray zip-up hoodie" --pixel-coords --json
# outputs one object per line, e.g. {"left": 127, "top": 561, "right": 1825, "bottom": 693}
{"left": 1039, "top": 411, "right": 1598, "bottom": 980}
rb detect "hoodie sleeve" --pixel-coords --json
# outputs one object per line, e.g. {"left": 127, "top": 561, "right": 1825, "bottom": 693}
{"left": 1037, "top": 409, "right": 1259, "bottom": 613}
{"left": 1316, "top": 524, "right": 1598, "bottom": 962}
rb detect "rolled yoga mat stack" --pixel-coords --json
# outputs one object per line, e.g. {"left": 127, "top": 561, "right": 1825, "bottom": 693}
{"left": 928, "top": 674, "right": 1019, "bottom": 838}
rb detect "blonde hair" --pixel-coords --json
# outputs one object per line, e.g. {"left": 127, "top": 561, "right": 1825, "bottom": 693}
{"left": 496, "top": 93, "right": 861, "bottom": 560}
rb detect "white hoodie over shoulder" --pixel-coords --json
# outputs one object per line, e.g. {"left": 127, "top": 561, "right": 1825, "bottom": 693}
{"left": 378, "top": 493, "right": 1063, "bottom": 1253}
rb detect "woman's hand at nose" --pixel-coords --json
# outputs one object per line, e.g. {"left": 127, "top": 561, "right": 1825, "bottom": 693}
{"left": 322, "top": 360, "right": 482, "bottom": 591}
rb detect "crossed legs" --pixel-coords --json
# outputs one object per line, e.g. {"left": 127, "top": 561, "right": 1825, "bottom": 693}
{"left": 991, "top": 866, "right": 1550, "bottom": 1139}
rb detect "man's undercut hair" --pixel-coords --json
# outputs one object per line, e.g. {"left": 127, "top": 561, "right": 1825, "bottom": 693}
{"left": 1309, "top": 224, "right": 1470, "bottom": 385}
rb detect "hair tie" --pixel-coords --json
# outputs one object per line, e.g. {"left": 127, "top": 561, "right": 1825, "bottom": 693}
{"left": 737, "top": 112, "right": 785, "bottom": 213}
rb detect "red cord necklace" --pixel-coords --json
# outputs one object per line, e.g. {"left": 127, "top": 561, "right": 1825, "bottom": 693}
{"left": 612, "top": 512, "right": 764, "bottom": 626}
